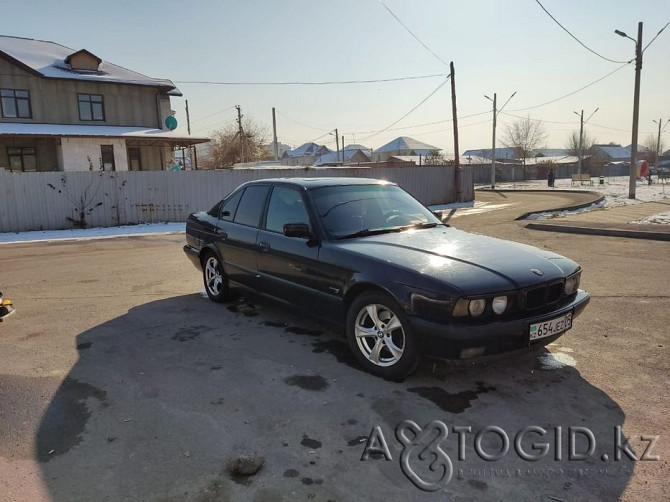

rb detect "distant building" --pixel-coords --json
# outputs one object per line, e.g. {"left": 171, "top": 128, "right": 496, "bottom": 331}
{"left": 591, "top": 144, "right": 631, "bottom": 162}
{"left": 314, "top": 148, "right": 370, "bottom": 166}
{"left": 281, "top": 142, "right": 330, "bottom": 166}
{"left": 264, "top": 141, "right": 291, "bottom": 160}
{"left": 462, "top": 147, "right": 517, "bottom": 161}
{"left": 0, "top": 35, "right": 208, "bottom": 172}
{"left": 374, "top": 136, "right": 439, "bottom": 162}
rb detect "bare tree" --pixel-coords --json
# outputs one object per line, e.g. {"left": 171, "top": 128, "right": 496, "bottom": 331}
{"left": 208, "top": 117, "right": 269, "bottom": 168}
{"left": 502, "top": 116, "right": 548, "bottom": 164}
{"left": 566, "top": 130, "right": 597, "bottom": 157}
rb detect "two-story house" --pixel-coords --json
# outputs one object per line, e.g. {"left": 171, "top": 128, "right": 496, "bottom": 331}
{"left": 0, "top": 35, "right": 208, "bottom": 172}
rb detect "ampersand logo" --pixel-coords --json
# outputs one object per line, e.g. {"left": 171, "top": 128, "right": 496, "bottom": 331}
{"left": 396, "top": 420, "right": 453, "bottom": 491}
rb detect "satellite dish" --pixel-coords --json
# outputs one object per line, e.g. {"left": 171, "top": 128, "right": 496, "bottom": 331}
{"left": 165, "top": 115, "right": 178, "bottom": 130}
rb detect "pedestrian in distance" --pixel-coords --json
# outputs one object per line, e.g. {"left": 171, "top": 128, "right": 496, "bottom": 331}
{"left": 547, "top": 168, "right": 555, "bottom": 188}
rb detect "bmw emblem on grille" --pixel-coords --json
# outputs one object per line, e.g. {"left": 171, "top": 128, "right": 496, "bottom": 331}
{"left": 531, "top": 268, "right": 544, "bottom": 276}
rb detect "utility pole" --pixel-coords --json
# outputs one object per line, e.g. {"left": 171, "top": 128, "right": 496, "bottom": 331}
{"left": 573, "top": 108, "right": 599, "bottom": 175}
{"left": 485, "top": 91, "right": 516, "bottom": 189}
{"left": 236, "top": 105, "right": 244, "bottom": 163}
{"left": 272, "top": 107, "right": 279, "bottom": 161}
{"left": 490, "top": 93, "right": 497, "bottom": 188}
{"left": 652, "top": 118, "right": 667, "bottom": 172}
{"left": 341, "top": 135, "right": 345, "bottom": 163}
{"left": 577, "top": 110, "right": 584, "bottom": 175}
{"left": 615, "top": 22, "right": 643, "bottom": 199}
{"left": 335, "top": 128, "right": 340, "bottom": 163}
{"left": 450, "top": 62, "right": 461, "bottom": 202}
{"left": 185, "top": 99, "right": 196, "bottom": 170}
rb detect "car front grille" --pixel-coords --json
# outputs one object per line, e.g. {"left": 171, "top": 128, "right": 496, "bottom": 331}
{"left": 523, "top": 281, "right": 564, "bottom": 310}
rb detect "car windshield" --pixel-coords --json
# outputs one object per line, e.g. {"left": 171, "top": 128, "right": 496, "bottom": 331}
{"left": 310, "top": 183, "right": 442, "bottom": 239}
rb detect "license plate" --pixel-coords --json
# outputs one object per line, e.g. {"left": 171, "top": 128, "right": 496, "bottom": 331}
{"left": 529, "top": 312, "right": 573, "bottom": 341}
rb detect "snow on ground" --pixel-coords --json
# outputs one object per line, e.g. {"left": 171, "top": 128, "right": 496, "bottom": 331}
{"left": 633, "top": 211, "right": 670, "bottom": 225}
{"left": 482, "top": 175, "right": 669, "bottom": 205}
{"left": 483, "top": 176, "right": 670, "bottom": 222}
{"left": 0, "top": 222, "right": 185, "bottom": 245}
{"left": 524, "top": 201, "right": 606, "bottom": 221}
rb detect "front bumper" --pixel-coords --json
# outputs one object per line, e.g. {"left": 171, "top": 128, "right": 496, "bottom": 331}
{"left": 412, "top": 289, "right": 590, "bottom": 360}
{"left": 183, "top": 245, "right": 202, "bottom": 271}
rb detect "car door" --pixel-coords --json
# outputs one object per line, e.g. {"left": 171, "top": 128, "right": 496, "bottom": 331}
{"left": 256, "top": 185, "right": 325, "bottom": 308}
{"left": 215, "top": 184, "right": 270, "bottom": 289}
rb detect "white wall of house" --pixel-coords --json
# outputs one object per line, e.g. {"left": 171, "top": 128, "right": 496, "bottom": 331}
{"left": 59, "top": 137, "right": 129, "bottom": 171}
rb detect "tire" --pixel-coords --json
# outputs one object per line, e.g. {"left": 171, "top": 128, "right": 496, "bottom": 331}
{"left": 346, "top": 291, "right": 419, "bottom": 380}
{"left": 202, "top": 251, "right": 230, "bottom": 303}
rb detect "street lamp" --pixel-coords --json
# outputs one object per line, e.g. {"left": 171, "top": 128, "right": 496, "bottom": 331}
{"left": 485, "top": 91, "right": 516, "bottom": 189}
{"left": 615, "top": 22, "right": 643, "bottom": 199}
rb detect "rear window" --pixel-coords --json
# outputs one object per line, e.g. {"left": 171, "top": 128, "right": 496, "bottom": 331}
{"left": 234, "top": 185, "right": 270, "bottom": 227}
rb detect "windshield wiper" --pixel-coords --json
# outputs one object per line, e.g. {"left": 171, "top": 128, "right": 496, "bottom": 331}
{"left": 335, "top": 228, "right": 402, "bottom": 240}
{"left": 397, "top": 222, "right": 441, "bottom": 231}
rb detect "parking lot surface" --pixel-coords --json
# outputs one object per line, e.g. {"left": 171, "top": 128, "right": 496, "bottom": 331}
{"left": 0, "top": 192, "right": 668, "bottom": 501}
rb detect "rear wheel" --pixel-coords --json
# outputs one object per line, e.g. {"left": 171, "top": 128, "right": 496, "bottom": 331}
{"left": 346, "top": 291, "right": 419, "bottom": 380}
{"left": 202, "top": 252, "right": 230, "bottom": 303}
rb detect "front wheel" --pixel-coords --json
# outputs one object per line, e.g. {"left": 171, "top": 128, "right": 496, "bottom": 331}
{"left": 346, "top": 291, "right": 419, "bottom": 380}
{"left": 202, "top": 252, "right": 230, "bottom": 303}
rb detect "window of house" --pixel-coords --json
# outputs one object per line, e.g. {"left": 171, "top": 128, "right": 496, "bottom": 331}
{"left": 100, "top": 145, "right": 115, "bottom": 171}
{"left": 1, "top": 89, "right": 32, "bottom": 118}
{"left": 7, "top": 147, "right": 37, "bottom": 172}
{"left": 233, "top": 185, "right": 270, "bottom": 227}
{"left": 78, "top": 93, "right": 104, "bottom": 121}
{"left": 128, "top": 147, "right": 142, "bottom": 171}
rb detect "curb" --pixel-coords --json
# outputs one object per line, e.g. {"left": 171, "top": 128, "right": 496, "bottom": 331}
{"left": 525, "top": 223, "right": 670, "bottom": 241}
{"left": 512, "top": 192, "right": 606, "bottom": 221}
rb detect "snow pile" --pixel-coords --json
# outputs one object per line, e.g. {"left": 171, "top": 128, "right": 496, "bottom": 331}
{"left": 632, "top": 211, "right": 670, "bottom": 225}
{"left": 0, "top": 222, "right": 185, "bottom": 245}
{"left": 524, "top": 201, "right": 606, "bottom": 220}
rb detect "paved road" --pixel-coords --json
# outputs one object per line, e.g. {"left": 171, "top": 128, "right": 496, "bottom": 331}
{"left": 0, "top": 191, "right": 667, "bottom": 502}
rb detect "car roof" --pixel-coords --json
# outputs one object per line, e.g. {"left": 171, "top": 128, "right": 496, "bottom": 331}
{"left": 243, "top": 177, "right": 397, "bottom": 189}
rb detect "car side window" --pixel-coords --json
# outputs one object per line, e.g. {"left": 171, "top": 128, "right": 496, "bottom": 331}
{"left": 265, "top": 187, "right": 310, "bottom": 233}
{"left": 233, "top": 185, "right": 270, "bottom": 227}
{"left": 219, "top": 190, "right": 243, "bottom": 221}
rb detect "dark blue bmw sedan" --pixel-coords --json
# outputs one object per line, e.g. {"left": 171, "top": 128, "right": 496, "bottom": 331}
{"left": 184, "top": 178, "right": 589, "bottom": 379}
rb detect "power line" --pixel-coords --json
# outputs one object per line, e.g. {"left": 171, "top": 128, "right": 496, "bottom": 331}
{"left": 379, "top": 0, "right": 450, "bottom": 68}
{"left": 173, "top": 73, "right": 449, "bottom": 86}
{"left": 348, "top": 110, "right": 490, "bottom": 136}
{"left": 643, "top": 21, "right": 670, "bottom": 52}
{"left": 358, "top": 76, "right": 451, "bottom": 142}
{"left": 194, "top": 105, "right": 236, "bottom": 122}
{"left": 534, "top": 0, "right": 630, "bottom": 64}
{"left": 509, "top": 62, "right": 630, "bottom": 112}
{"left": 276, "top": 111, "right": 331, "bottom": 131}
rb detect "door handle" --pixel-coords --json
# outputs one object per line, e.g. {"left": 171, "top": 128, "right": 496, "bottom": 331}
{"left": 258, "top": 241, "right": 270, "bottom": 251}
{"left": 215, "top": 229, "right": 227, "bottom": 238}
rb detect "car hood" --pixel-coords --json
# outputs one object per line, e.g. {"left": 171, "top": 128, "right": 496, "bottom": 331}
{"left": 333, "top": 226, "right": 578, "bottom": 294}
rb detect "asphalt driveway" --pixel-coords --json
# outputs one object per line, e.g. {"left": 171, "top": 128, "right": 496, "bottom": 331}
{"left": 0, "top": 191, "right": 667, "bottom": 501}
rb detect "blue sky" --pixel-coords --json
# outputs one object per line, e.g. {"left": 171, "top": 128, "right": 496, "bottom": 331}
{"left": 5, "top": 0, "right": 670, "bottom": 154}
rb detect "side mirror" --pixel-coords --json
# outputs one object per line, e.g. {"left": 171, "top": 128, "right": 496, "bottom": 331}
{"left": 283, "top": 223, "right": 311, "bottom": 238}
{"left": 432, "top": 210, "right": 443, "bottom": 219}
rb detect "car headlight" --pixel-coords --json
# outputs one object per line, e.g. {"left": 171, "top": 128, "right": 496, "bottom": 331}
{"left": 468, "top": 299, "right": 486, "bottom": 317}
{"left": 492, "top": 296, "right": 508, "bottom": 315}
{"left": 564, "top": 272, "right": 581, "bottom": 295}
